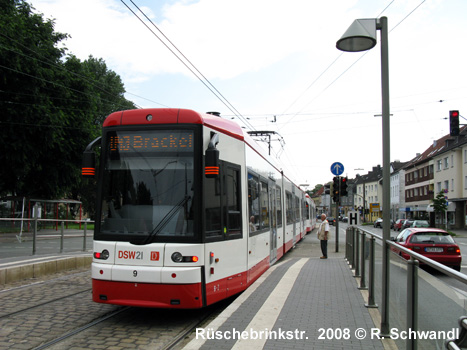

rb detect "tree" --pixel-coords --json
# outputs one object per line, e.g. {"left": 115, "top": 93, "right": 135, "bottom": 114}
{"left": 432, "top": 190, "right": 448, "bottom": 213}
{"left": 432, "top": 190, "right": 448, "bottom": 230}
{"left": 0, "top": 0, "right": 136, "bottom": 217}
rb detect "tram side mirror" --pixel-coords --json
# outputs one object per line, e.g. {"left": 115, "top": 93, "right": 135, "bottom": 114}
{"left": 205, "top": 133, "right": 219, "bottom": 178}
{"left": 205, "top": 147, "right": 219, "bottom": 178}
{"left": 82, "top": 151, "right": 96, "bottom": 178}
{"left": 82, "top": 136, "right": 101, "bottom": 178}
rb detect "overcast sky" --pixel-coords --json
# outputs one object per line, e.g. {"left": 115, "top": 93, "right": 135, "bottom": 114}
{"left": 29, "top": 0, "right": 467, "bottom": 188}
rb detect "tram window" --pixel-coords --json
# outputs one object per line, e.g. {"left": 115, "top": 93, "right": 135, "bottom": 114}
{"left": 205, "top": 176, "right": 222, "bottom": 238}
{"left": 260, "top": 181, "right": 269, "bottom": 230}
{"left": 294, "top": 196, "right": 300, "bottom": 223}
{"left": 276, "top": 187, "right": 282, "bottom": 227}
{"left": 286, "top": 191, "right": 293, "bottom": 225}
{"left": 225, "top": 166, "right": 241, "bottom": 237}
{"left": 248, "top": 173, "right": 259, "bottom": 235}
{"left": 205, "top": 162, "right": 242, "bottom": 241}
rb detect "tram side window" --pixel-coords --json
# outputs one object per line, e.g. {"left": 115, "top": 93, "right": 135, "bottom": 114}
{"left": 286, "top": 191, "right": 293, "bottom": 225}
{"left": 205, "top": 162, "right": 242, "bottom": 240}
{"left": 205, "top": 176, "right": 222, "bottom": 238}
{"left": 224, "top": 166, "right": 241, "bottom": 237}
{"left": 276, "top": 187, "right": 282, "bottom": 227}
{"left": 260, "top": 181, "right": 269, "bottom": 230}
{"left": 248, "top": 173, "right": 260, "bottom": 235}
{"left": 295, "top": 196, "right": 300, "bottom": 223}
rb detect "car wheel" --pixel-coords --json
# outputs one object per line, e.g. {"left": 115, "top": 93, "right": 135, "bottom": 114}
{"left": 453, "top": 265, "right": 461, "bottom": 272}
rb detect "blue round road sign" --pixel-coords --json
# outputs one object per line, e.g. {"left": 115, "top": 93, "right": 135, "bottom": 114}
{"left": 331, "top": 162, "right": 344, "bottom": 176}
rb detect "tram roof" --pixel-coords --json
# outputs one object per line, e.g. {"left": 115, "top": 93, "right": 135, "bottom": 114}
{"left": 103, "top": 108, "right": 245, "bottom": 141}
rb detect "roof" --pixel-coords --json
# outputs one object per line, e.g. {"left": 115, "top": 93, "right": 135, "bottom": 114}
{"left": 404, "top": 125, "right": 467, "bottom": 169}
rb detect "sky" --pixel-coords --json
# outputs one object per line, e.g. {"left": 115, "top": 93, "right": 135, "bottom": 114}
{"left": 29, "top": 0, "right": 467, "bottom": 189}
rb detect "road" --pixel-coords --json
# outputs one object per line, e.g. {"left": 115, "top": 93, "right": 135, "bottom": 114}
{"left": 335, "top": 222, "right": 466, "bottom": 350}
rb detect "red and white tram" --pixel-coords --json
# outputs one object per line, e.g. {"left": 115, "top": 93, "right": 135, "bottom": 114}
{"left": 83, "top": 108, "right": 310, "bottom": 308}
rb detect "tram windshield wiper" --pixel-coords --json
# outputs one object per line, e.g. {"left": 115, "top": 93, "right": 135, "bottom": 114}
{"left": 134, "top": 195, "right": 191, "bottom": 245}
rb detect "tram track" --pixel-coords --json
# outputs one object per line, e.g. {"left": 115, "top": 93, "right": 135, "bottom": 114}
{"left": 0, "top": 270, "right": 92, "bottom": 319}
{"left": 27, "top": 297, "right": 232, "bottom": 350}
{"left": 32, "top": 306, "right": 130, "bottom": 350}
{"left": 1, "top": 267, "right": 233, "bottom": 349}
{"left": 31, "top": 305, "right": 216, "bottom": 350}
{"left": 0, "top": 287, "right": 91, "bottom": 319}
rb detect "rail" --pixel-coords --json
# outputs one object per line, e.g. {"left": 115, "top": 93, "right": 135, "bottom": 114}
{"left": 0, "top": 217, "right": 94, "bottom": 255}
{"left": 345, "top": 226, "right": 467, "bottom": 350}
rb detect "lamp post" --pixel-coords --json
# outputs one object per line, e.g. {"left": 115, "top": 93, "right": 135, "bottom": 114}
{"left": 336, "top": 17, "right": 391, "bottom": 336}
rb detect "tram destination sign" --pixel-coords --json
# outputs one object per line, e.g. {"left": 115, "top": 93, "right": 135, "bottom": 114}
{"left": 109, "top": 131, "right": 193, "bottom": 153}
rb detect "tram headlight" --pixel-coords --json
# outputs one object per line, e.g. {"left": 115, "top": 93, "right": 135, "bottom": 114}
{"left": 94, "top": 249, "right": 109, "bottom": 260}
{"left": 171, "top": 252, "right": 199, "bottom": 263}
{"left": 171, "top": 252, "right": 183, "bottom": 263}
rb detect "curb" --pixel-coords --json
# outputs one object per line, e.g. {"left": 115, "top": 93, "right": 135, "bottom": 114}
{"left": 0, "top": 254, "right": 92, "bottom": 286}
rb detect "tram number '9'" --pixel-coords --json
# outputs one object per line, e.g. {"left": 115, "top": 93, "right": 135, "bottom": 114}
{"left": 133, "top": 270, "right": 138, "bottom": 277}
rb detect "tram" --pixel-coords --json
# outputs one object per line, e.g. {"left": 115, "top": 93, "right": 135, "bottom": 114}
{"left": 82, "top": 108, "right": 310, "bottom": 308}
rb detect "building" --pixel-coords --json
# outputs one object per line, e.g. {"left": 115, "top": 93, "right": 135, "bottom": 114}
{"left": 431, "top": 126, "right": 467, "bottom": 229}
{"left": 390, "top": 161, "right": 407, "bottom": 221}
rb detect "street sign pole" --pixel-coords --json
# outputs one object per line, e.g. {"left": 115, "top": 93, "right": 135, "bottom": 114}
{"left": 335, "top": 192, "right": 339, "bottom": 252}
{"left": 330, "top": 163, "right": 344, "bottom": 253}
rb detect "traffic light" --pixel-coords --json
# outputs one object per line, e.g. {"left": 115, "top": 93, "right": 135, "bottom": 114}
{"left": 324, "top": 182, "right": 331, "bottom": 195}
{"left": 449, "top": 110, "right": 460, "bottom": 136}
{"left": 332, "top": 176, "right": 340, "bottom": 202}
{"left": 340, "top": 176, "right": 348, "bottom": 196}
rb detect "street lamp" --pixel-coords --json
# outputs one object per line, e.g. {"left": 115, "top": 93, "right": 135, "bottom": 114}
{"left": 337, "top": 17, "right": 391, "bottom": 337}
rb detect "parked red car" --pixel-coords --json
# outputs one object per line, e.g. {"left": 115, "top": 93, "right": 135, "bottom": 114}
{"left": 391, "top": 228, "right": 462, "bottom": 271}
{"left": 393, "top": 219, "right": 407, "bottom": 231}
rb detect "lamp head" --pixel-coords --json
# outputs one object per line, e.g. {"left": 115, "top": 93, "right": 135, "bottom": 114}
{"left": 336, "top": 18, "right": 377, "bottom": 52}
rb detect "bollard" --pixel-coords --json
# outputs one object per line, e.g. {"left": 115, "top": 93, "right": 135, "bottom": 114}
{"left": 354, "top": 228, "right": 360, "bottom": 278}
{"left": 349, "top": 227, "right": 355, "bottom": 269}
{"left": 359, "top": 231, "right": 368, "bottom": 290}
{"left": 33, "top": 218, "right": 38, "bottom": 255}
{"left": 407, "top": 257, "right": 419, "bottom": 350}
{"left": 345, "top": 227, "right": 351, "bottom": 262}
{"left": 83, "top": 222, "right": 87, "bottom": 251}
{"left": 365, "top": 236, "right": 378, "bottom": 308}
{"left": 60, "top": 221, "right": 64, "bottom": 253}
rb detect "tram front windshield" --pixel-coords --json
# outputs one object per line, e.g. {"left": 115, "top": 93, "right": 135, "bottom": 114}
{"left": 97, "top": 129, "right": 195, "bottom": 242}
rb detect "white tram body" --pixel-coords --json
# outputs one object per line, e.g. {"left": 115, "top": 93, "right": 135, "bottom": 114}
{"left": 85, "top": 108, "right": 310, "bottom": 308}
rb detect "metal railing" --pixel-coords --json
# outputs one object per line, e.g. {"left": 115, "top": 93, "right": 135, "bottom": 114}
{"left": 345, "top": 226, "right": 467, "bottom": 350}
{"left": 0, "top": 218, "right": 93, "bottom": 256}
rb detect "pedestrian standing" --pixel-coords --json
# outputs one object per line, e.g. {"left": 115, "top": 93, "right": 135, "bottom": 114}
{"left": 317, "top": 214, "right": 330, "bottom": 259}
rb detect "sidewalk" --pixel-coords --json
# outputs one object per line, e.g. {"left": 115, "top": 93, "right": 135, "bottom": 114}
{"left": 182, "top": 227, "right": 397, "bottom": 350}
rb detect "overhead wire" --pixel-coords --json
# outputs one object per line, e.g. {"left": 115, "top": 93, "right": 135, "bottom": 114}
{"left": 121, "top": 0, "right": 255, "bottom": 131}
{"left": 275, "top": 0, "right": 434, "bottom": 135}
{"left": 274, "top": 0, "right": 427, "bottom": 181}
{"left": 0, "top": 31, "right": 170, "bottom": 109}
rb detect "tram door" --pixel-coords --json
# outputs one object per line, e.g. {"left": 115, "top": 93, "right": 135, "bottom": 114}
{"left": 269, "top": 180, "right": 277, "bottom": 263}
